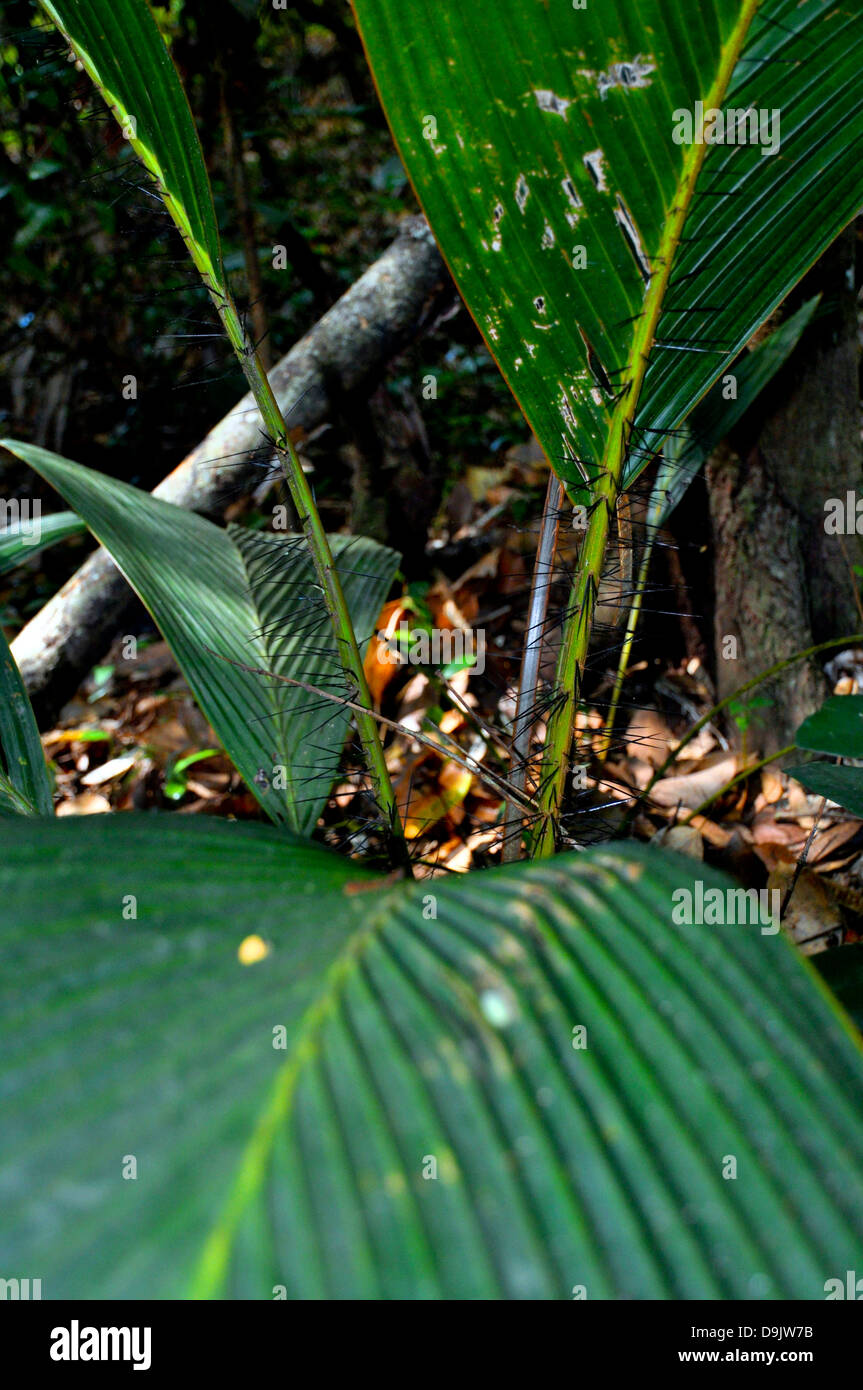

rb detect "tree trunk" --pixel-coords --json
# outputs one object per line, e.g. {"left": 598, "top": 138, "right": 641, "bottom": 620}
{"left": 708, "top": 227, "right": 861, "bottom": 753}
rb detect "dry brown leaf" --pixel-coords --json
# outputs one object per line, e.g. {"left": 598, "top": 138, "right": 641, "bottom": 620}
{"left": 625, "top": 708, "right": 674, "bottom": 768}
{"left": 652, "top": 824, "right": 704, "bottom": 859}
{"left": 139, "top": 717, "right": 193, "bottom": 758}
{"left": 435, "top": 836, "right": 473, "bottom": 873}
{"left": 761, "top": 769, "right": 786, "bottom": 802}
{"left": 650, "top": 754, "right": 739, "bottom": 810}
{"left": 672, "top": 726, "right": 719, "bottom": 761}
{"left": 750, "top": 817, "right": 807, "bottom": 871}
{"left": 363, "top": 598, "right": 409, "bottom": 706}
{"left": 619, "top": 757, "right": 654, "bottom": 791}
{"left": 56, "top": 792, "right": 111, "bottom": 816}
{"left": 466, "top": 828, "right": 501, "bottom": 854}
{"left": 806, "top": 819, "right": 863, "bottom": 865}
{"left": 80, "top": 754, "right": 138, "bottom": 787}
{"left": 180, "top": 779, "right": 219, "bottom": 800}
{"left": 404, "top": 760, "right": 473, "bottom": 839}
{"left": 775, "top": 778, "right": 824, "bottom": 820}
{"left": 686, "top": 814, "right": 739, "bottom": 849}
{"left": 396, "top": 672, "right": 432, "bottom": 730}
{"left": 768, "top": 866, "right": 843, "bottom": 954}
{"left": 427, "top": 577, "right": 478, "bottom": 628}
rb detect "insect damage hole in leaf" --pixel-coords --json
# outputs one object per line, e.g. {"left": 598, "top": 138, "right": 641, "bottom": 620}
{"left": 583, "top": 149, "right": 609, "bottom": 193}
{"left": 596, "top": 57, "right": 656, "bottom": 101}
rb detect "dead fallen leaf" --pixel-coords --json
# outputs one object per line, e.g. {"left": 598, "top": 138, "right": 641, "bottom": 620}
{"left": 806, "top": 819, "right": 863, "bottom": 866}
{"left": 404, "top": 760, "right": 473, "bottom": 840}
{"left": 56, "top": 791, "right": 111, "bottom": 816}
{"left": 768, "top": 866, "right": 843, "bottom": 954}
{"left": 80, "top": 754, "right": 138, "bottom": 787}
{"left": 750, "top": 816, "right": 807, "bottom": 871}
{"left": 686, "top": 814, "right": 739, "bottom": 850}
{"left": 653, "top": 824, "right": 704, "bottom": 860}
{"left": 759, "top": 769, "right": 786, "bottom": 806}
{"left": 650, "top": 754, "right": 739, "bottom": 810}
{"left": 364, "top": 598, "right": 410, "bottom": 706}
{"left": 625, "top": 709, "right": 674, "bottom": 768}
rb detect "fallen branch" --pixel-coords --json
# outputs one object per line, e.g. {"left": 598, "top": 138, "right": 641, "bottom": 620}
{"left": 11, "top": 216, "right": 448, "bottom": 723}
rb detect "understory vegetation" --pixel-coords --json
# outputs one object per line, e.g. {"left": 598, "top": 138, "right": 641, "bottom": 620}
{"left": 2, "top": 0, "right": 863, "bottom": 1301}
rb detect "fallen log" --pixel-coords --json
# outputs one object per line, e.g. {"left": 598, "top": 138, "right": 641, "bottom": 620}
{"left": 10, "top": 216, "right": 448, "bottom": 725}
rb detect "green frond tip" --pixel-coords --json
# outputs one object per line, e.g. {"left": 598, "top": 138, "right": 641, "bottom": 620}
{"left": 39, "top": 0, "right": 224, "bottom": 290}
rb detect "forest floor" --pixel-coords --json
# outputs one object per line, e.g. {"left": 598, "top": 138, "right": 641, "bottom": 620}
{"left": 4, "top": 0, "right": 862, "bottom": 963}
{"left": 11, "top": 432, "right": 863, "bottom": 959}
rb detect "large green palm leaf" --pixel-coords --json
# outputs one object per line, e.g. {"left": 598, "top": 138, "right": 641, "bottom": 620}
{"left": 2, "top": 441, "right": 398, "bottom": 832}
{"left": 2, "top": 817, "right": 863, "bottom": 1298}
{"left": 353, "top": 0, "right": 863, "bottom": 494}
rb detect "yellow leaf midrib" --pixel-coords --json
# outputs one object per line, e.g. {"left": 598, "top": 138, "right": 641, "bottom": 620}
{"left": 599, "top": 0, "right": 765, "bottom": 501}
